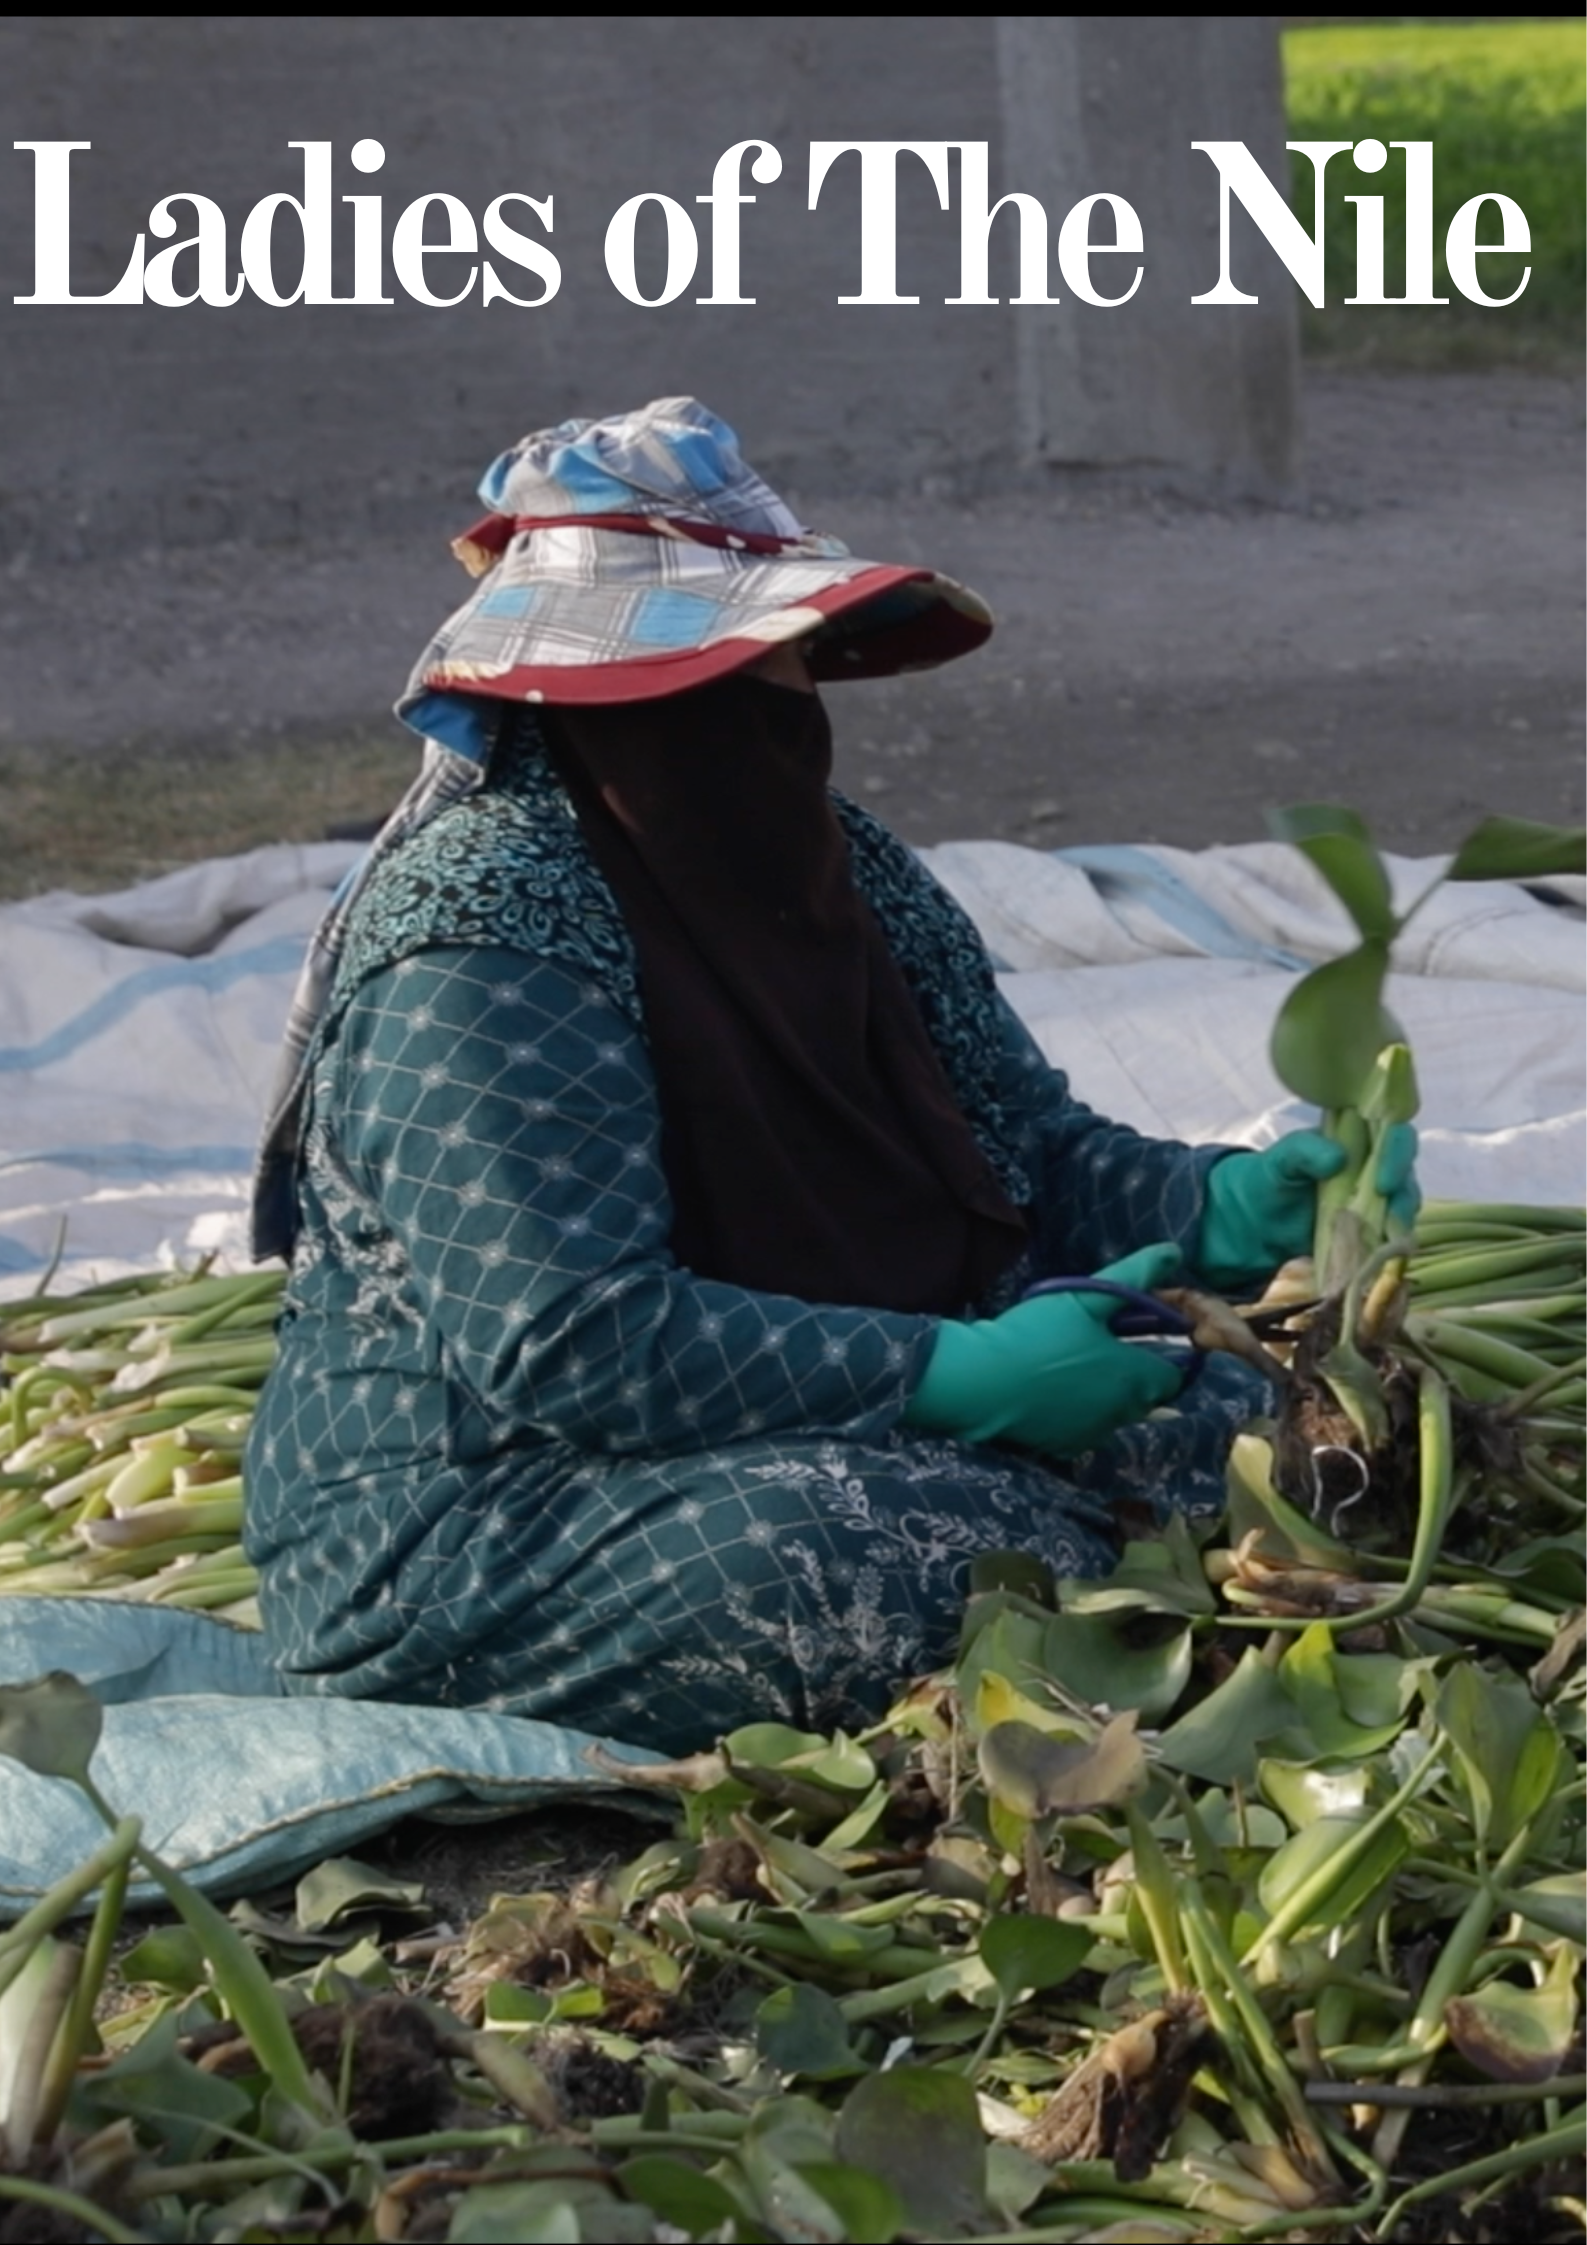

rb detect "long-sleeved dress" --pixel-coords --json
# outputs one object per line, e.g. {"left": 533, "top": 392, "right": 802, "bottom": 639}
{"left": 244, "top": 719, "right": 1265, "bottom": 1752}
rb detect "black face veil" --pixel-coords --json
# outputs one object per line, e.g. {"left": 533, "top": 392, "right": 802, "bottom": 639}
{"left": 543, "top": 673, "right": 1027, "bottom": 1316}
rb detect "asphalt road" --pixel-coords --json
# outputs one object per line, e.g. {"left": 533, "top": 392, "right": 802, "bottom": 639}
{"left": 3, "top": 368, "right": 1581, "bottom": 857}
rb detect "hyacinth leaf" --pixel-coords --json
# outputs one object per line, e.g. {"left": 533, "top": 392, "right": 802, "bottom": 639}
{"left": 1259, "top": 1759, "right": 1371, "bottom": 1830}
{"left": 118, "top": 1923, "right": 207, "bottom": 1995}
{"left": 619, "top": 2158, "right": 755, "bottom": 2243}
{"left": 0, "top": 1671, "right": 103, "bottom": 1786}
{"left": 791, "top": 1913, "right": 893, "bottom": 1966}
{"left": 1224, "top": 1431, "right": 1363, "bottom": 1570}
{"left": 1279, "top": 1626, "right": 1406, "bottom": 1759}
{"left": 796, "top": 2163, "right": 908, "bottom": 2244}
{"left": 1270, "top": 940, "right": 1403, "bottom": 1109}
{"left": 780, "top": 1734, "right": 879, "bottom": 1794}
{"left": 70, "top": 2010, "right": 253, "bottom": 2164}
{"left": 978, "top": 1913, "right": 1091, "bottom": 2003}
{"left": 1267, "top": 803, "right": 1401, "bottom": 941}
{"left": 741, "top": 2140, "right": 851, "bottom": 2241}
{"left": 1508, "top": 1872, "right": 1587, "bottom": 1944}
{"left": 1156, "top": 1648, "right": 1295, "bottom": 1786}
{"left": 957, "top": 1608, "right": 1058, "bottom": 1733}
{"left": 1058, "top": 1517, "right": 1217, "bottom": 1619}
{"left": 1445, "top": 1946, "right": 1579, "bottom": 2084}
{"left": 1372, "top": 1039, "right": 1421, "bottom": 1128}
{"left": 834, "top": 2067, "right": 990, "bottom": 2235}
{"left": 449, "top": 2180, "right": 631, "bottom": 2241}
{"left": 755, "top": 1982, "right": 865, "bottom": 2081}
{"left": 1446, "top": 815, "right": 1587, "bottom": 882}
{"left": 294, "top": 1855, "right": 427, "bottom": 1932}
{"left": 974, "top": 1670, "right": 1081, "bottom": 1739}
{"left": 1257, "top": 1813, "right": 1411, "bottom": 1938}
{"left": 1035, "top": 1609, "right": 1195, "bottom": 1719}
{"left": 723, "top": 1722, "right": 829, "bottom": 1766}
{"left": 1437, "top": 1663, "right": 1565, "bottom": 1852}
{"left": 978, "top": 1711, "right": 1146, "bottom": 1819}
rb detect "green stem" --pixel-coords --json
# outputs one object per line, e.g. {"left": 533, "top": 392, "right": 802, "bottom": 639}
{"left": 1402, "top": 1826, "right": 1536, "bottom": 2056}
{"left": 1226, "top": 1368, "right": 1459, "bottom": 1642}
{"left": 1408, "top": 1271, "right": 1583, "bottom": 1313}
{"left": 0, "top": 2177, "right": 147, "bottom": 2243}
{"left": 588, "top": 2121, "right": 751, "bottom": 2156}
{"left": 1329, "top": 1828, "right": 1537, "bottom": 2077}
{"left": 125, "top": 2124, "right": 541, "bottom": 2202}
{"left": 3, "top": 1938, "right": 80, "bottom": 2157}
{"left": 1124, "top": 1803, "right": 1189, "bottom": 1992}
{"left": 1409, "top": 1238, "right": 1586, "bottom": 1287}
{"left": 1519, "top": 1460, "right": 1586, "bottom": 1518}
{"left": 34, "top": 1846, "right": 131, "bottom": 2145}
{"left": 0, "top": 1817, "right": 142, "bottom": 1999}
{"left": 1180, "top": 1882, "right": 1336, "bottom": 2181}
{"left": 961, "top": 1992, "right": 1010, "bottom": 2080}
{"left": 678, "top": 1924, "right": 797, "bottom": 1988}
{"left": 1243, "top": 1743, "right": 1437, "bottom": 1969}
{"left": 1177, "top": 1898, "right": 1271, "bottom": 2118}
{"left": 1316, "top": 1107, "right": 1371, "bottom": 1291}
{"left": 162, "top": 1270, "right": 284, "bottom": 1348}
{"left": 684, "top": 1907, "right": 935, "bottom": 1983}
{"left": 837, "top": 1953, "right": 993, "bottom": 2024}
{"left": 1373, "top": 2108, "right": 1585, "bottom": 2242}
{"left": 966, "top": 2211, "right": 1204, "bottom": 2243}
{"left": 1420, "top": 1200, "right": 1583, "bottom": 1233}
{"left": 29, "top": 1273, "right": 267, "bottom": 1343}
{"left": 73, "top": 1772, "right": 321, "bottom": 2115}
{"left": 1408, "top": 1318, "right": 1561, "bottom": 1393}
{"left": 1307, "top": 2073, "right": 1587, "bottom": 2109}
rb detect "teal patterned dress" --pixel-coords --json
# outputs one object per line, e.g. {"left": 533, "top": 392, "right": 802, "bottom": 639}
{"left": 244, "top": 721, "right": 1265, "bottom": 1751}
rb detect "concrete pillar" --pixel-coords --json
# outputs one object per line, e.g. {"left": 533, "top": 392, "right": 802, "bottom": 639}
{"left": 998, "top": 16, "right": 1298, "bottom": 488}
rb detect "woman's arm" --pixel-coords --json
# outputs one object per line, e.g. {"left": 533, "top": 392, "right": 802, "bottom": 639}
{"left": 987, "top": 992, "right": 1226, "bottom": 1279}
{"left": 323, "top": 945, "right": 937, "bottom": 1454}
{"left": 833, "top": 799, "right": 1227, "bottom": 1284}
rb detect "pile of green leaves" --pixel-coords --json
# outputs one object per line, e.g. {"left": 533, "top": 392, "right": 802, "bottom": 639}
{"left": 1, "top": 1482, "right": 1581, "bottom": 2242}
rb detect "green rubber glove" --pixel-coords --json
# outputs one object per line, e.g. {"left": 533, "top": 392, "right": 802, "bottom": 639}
{"left": 903, "top": 1244, "right": 1187, "bottom": 1458}
{"left": 1196, "top": 1125, "right": 1421, "bottom": 1290}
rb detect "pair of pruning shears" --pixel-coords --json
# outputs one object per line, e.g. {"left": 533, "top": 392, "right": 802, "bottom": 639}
{"left": 1020, "top": 1275, "right": 1208, "bottom": 1390}
{"left": 1020, "top": 1278, "right": 1322, "bottom": 1391}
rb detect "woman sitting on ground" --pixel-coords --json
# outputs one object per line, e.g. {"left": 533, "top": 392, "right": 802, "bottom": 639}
{"left": 244, "top": 398, "right": 1415, "bottom": 1753}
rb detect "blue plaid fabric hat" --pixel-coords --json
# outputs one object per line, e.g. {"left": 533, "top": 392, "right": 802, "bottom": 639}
{"left": 397, "top": 397, "right": 993, "bottom": 746}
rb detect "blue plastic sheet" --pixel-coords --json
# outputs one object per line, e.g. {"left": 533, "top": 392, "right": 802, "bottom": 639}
{"left": 0, "top": 1598, "right": 654, "bottom": 1916}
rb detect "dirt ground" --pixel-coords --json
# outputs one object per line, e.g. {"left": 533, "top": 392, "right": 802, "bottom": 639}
{"left": 1, "top": 367, "right": 1581, "bottom": 877}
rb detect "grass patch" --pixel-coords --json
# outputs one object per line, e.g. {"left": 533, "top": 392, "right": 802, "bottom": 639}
{"left": 0, "top": 732, "right": 415, "bottom": 902}
{"left": 1283, "top": 18, "right": 1585, "bottom": 364}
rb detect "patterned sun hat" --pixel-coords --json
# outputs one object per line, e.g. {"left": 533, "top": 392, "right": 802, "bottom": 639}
{"left": 397, "top": 398, "right": 992, "bottom": 738}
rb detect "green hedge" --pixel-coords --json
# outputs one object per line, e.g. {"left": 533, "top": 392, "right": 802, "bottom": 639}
{"left": 1283, "top": 19, "right": 1584, "bottom": 360}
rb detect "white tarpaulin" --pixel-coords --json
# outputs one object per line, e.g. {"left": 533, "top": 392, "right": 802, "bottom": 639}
{"left": 1, "top": 836, "right": 1581, "bottom": 1299}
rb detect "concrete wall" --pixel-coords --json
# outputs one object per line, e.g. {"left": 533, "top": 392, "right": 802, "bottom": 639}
{"left": 0, "top": 16, "right": 1299, "bottom": 560}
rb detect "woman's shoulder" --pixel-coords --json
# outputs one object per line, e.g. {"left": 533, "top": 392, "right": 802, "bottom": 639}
{"left": 330, "top": 741, "right": 642, "bottom": 1026}
{"left": 832, "top": 792, "right": 998, "bottom": 1002}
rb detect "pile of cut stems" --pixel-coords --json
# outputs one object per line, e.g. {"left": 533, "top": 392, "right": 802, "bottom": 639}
{"left": 0, "top": 1267, "right": 284, "bottom": 1623}
{"left": 1407, "top": 1199, "right": 1585, "bottom": 1430}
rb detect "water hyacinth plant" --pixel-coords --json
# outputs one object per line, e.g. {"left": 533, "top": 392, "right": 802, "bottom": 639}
{"left": 1260, "top": 806, "right": 1585, "bottom": 1567}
